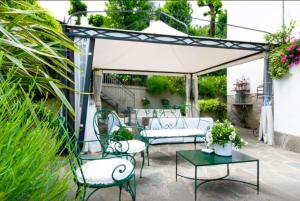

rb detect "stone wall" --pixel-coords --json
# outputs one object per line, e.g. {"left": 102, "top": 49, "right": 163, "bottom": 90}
{"left": 227, "top": 93, "right": 263, "bottom": 129}
{"left": 102, "top": 84, "right": 185, "bottom": 109}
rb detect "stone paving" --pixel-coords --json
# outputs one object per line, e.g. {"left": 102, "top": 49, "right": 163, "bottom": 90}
{"left": 82, "top": 128, "right": 300, "bottom": 201}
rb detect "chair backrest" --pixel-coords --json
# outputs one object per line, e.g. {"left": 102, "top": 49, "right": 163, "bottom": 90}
{"left": 93, "top": 109, "right": 123, "bottom": 152}
{"left": 58, "top": 117, "right": 86, "bottom": 184}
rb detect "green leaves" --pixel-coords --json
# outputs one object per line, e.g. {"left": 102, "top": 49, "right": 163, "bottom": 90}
{"left": 0, "top": 0, "right": 77, "bottom": 115}
{"left": 0, "top": 74, "right": 71, "bottom": 201}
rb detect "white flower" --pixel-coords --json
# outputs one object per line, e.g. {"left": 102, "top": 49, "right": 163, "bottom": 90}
{"left": 111, "top": 125, "right": 120, "bottom": 133}
{"left": 229, "top": 131, "right": 236, "bottom": 141}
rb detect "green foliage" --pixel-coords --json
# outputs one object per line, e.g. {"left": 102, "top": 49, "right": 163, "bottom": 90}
{"left": 197, "top": 0, "right": 223, "bottom": 37}
{"left": 68, "top": 0, "right": 87, "bottom": 25}
{"left": 188, "top": 25, "right": 209, "bottom": 37}
{"left": 88, "top": 14, "right": 105, "bottom": 27}
{"left": 146, "top": 76, "right": 185, "bottom": 96}
{"left": 0, "top": 73, "right": 71, "bottom": 201}
{"left": 141, "top": 98, "right": 151, "bottom": 107}
{"left": 105, "top": 0, "right": 152, "bottom": 31}
{"left": 198, "top": 99, "right": 227, "bottom": 120}
{"left": 160, "top": 0, "right": 192, "bottom": 32}
{"left": 0, "top": 0, "right": 77, "bottom": 115}
{"left": 112, "top": 128, "right": 134, "bottom": 141}
{"left": 161, "top": 98, "right": 170, "bottom": 108}
{"left": 265, "top": 21, "right": 299, "bottom": 79}
{"left": 216, "top": 9, "right": 227, "bottom": 38}
{"left": 198, "top": 75, "right": 226, "bottom": 100}
{"left": 146, "top": 76, "right": 169, "bottom": 95}
{"left": 208, "top": 120, "right": 247, "bottom": 148}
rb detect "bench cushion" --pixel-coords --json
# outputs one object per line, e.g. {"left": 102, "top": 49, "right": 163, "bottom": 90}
{"left": 140, "top": 128, "right": 205, "bottom": 138}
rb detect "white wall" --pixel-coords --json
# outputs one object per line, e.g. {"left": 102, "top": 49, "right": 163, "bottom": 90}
{"left": 274, "top": 65, "right": 300, "bottom": 136}
{"left": 227, "top": 60, "right": 264, "bottom": 95}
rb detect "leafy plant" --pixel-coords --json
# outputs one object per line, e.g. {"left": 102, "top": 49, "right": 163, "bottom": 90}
{"left": 207, "top": 120, "right": 247, "bottom": 149}
{"left": 0, "top": 0, "right": 77, "bottom": 115}
{"left": 199, "top": 99, "right": 227, "bottom": 120}
{"left": 0, "top": 72, "right": 71, "bottom": 201}
{"left": 112, "top": 128, "right": 134, "bottom": 141}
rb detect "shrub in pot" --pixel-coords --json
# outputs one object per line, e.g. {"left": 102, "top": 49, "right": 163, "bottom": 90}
{"left": 207, "top": 120, "right": 247, "bottom": 156}
{"left": 111, "top": 127, "right": 134, "bottom": 141}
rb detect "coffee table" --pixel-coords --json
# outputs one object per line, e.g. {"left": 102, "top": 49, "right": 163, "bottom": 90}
{"left": 176, "top": 150, "right": 259, "bottom": 201}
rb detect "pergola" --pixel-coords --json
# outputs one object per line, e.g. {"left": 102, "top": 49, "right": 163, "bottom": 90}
{"left": 62, "top": 22, "right": 272, "bottom": 144}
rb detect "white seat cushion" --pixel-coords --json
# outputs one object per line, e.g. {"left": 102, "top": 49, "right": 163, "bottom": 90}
{"left": 140, "top": 129, "right": 204, "bottom": 138}
{"left": 76, "top": 158, "right": 134, "bottom": 185}
{"left": 107, "top": 140, "right": 146, "bottom": 154}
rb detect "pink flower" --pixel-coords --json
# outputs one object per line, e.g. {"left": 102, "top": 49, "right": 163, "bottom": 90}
{"left": 294, "top": 60, "right": 300, "bottom": 65}
{"left": 297, "top": 48, "right": 300, "bottom": 51}
{"left": 290, "top": 44, "right": 298, "bottom": 49}
{"left": 281, "top": 57, "right": 287, "bottom": 63}
{"left": 286, "top": 47, "right": 292, "bottom": 51}
{"left": 289, "top": 54, "right": 295, "bottom": 58}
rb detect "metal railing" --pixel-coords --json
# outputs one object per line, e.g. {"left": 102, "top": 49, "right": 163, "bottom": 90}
{"left": 102, "top": 74, "right": 135, "bottom": 111}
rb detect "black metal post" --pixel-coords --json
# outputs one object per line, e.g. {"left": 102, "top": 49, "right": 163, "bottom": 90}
{"left": 78, "top": 38, "right": 95, "bottom": 145}
{"left": 257, "top": 160, "right": 260, "bottom": 194}
{"left": 195, "top": 166, "right": 197, "bottom": 201}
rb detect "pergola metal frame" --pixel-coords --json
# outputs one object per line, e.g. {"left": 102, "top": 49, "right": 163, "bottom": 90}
{"left": 62, "top": 24, "right": 271, "bottom": 143}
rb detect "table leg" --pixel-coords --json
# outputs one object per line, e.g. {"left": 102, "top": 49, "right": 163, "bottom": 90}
{"left": 257, "top": 160, "right": 259, "bottom": 194}
{"left": 194, "top": 137, "right": 196, "bottom": 150}
{"left": 195, "top": 166, "right": 197, "bottom": 201}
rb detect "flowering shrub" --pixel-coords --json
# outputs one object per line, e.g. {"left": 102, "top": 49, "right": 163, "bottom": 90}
{"left": 207, "top": 120, "right": 247, "bottom": 149}
{"left": 266, "top": 21, "right": 300, "bottom": 79}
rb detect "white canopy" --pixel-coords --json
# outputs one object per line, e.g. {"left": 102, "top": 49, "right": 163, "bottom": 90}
{"left": 92, "top": 20, "right": 265, "bottom": 75}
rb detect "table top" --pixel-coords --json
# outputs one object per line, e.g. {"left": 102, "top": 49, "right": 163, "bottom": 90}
{"left": 177, "top": 150, "right": 258, "bottom": 167}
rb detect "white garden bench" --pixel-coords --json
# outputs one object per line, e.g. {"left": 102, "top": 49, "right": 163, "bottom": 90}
{"left": 139, "top": 116, "right": 213, "bottom": 165}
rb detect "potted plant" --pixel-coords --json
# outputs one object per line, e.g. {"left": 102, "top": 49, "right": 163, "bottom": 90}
{"left": 207, "top": 120, "right": 247, "bottom": 156}
{"left": 111, "top": 127, "right": 134, "bottom": 141}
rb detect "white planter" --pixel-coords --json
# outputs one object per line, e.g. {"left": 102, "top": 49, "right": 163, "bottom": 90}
{"left": 214, "top": 141, "right": 232, "bottom": 156}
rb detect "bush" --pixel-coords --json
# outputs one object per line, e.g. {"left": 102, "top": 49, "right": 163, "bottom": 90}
{"left": 88, "top": 14, "right": 105, "bottom": 27}
{"left": 0, "top": 76, "right": 71, "bottom": 201}
{"left": 198, "top": 75, "right": 227, "bottom": 101}
{"left": 199, "top": 99, "right": 227, "bottom": 120}
{"left": 146, "top": 76, "right": 170, "bottom": 94}
{"left": 146, "top": 76, "right": 185, "bottom": 96}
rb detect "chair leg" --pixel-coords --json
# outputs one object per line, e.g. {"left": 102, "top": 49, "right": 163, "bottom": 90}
{"left": 146, "top": 146, "right": 150, "bottom": 166}
{"left": 75, "top": 186, "right": 81, "bottom": 199}
{"left": 82, "top": 187, "right": 87, "bottom": 201}
{"left": 140, "top": 151, "right": 145, "bottom": 178}
{"left": 119, "top": 185, "right": 123, "bottom": 201}
{"left": 128, "top": 175, "right": 136, "bottom": 201}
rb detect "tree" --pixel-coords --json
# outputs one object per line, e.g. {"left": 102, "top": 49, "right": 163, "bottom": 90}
{"left": 160, "top": 0, "right": 192, "bottom": 32}
{"left": 105, "top": 0, "right": 152, "bottom": 31}
{"left": 216, "top": 9, "right": 227, "bottom": 38}
{"left": 197, "top": 0, "right": 223, "bottom": 37}
{"left": 68, "top": 0, "right": 87, "bottom": 25}
{"left": 88, "top": 14, "right": 105, "bottom": 27}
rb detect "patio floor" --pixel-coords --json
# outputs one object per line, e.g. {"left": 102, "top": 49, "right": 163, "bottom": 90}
{"left": 79, "top": 128, "right": 300, "bottom": 201}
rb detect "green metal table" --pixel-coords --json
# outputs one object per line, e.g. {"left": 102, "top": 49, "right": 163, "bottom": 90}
{"left": 176, "top": 150, "right": 259, "bottom": 201}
